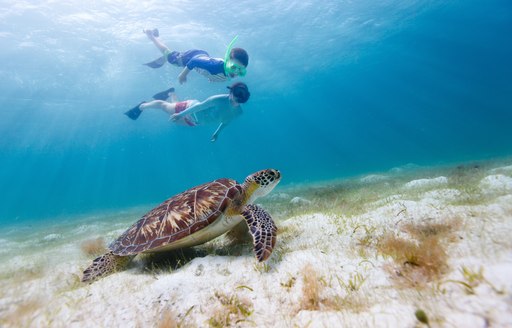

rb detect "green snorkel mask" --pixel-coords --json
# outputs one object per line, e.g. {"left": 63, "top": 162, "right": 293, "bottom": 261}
{"left": 224, "top": 35, "right": 247, "bottom": 77}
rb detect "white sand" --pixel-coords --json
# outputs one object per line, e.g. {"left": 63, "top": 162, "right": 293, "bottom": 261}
{"left": 359, "top": 174, "right": 389, "bottom": 183}
{"left": 1, "top": 162, "right": 512, "bottom": 327}
{"left": 479, "top": 174, "right": 512, "bottom": 194}
{"left": 404, "top": 176, "right": 448, "bottom": 189}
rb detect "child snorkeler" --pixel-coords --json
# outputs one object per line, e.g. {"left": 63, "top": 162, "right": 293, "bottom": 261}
{"left": 143, "top": 28, "right": 249, "bottom": 84}
{"left": 125, "top": 82, "right": 251, "bottom": 142}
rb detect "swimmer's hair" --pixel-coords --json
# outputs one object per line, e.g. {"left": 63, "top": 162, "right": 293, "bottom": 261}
{"left": 228, "top": 82, "right": 250, "bottom": 103}
{"left": 230, "top": 48, "right": 249, "bottom": 67}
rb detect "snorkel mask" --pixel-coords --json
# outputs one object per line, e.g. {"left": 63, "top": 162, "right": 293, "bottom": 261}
{"left": 224, "top": 35, "right": 247, "bottom": 77}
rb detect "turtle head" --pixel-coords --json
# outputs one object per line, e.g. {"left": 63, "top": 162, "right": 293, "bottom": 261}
{"left": 244, "top": 169, "right": 281, "bottom": 201}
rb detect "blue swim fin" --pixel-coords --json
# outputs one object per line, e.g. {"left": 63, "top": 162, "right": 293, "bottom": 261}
{"left": 152, "top": 87, "right": 175, "bottom": 101}
{"left": 144, "top": 56, "right": 166, "bottom": 68}
{"left": 125, "top": 103, "right": 143, "bottom": 120}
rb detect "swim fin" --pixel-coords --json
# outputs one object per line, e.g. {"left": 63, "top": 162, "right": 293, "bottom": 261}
{"left": 143, "top": 28, "right": 159, "bottom": 37}
{"left": 152, "top": 87, "right": 175, "bottom": 101}
{"left": 124, "top": 103, "right": 143, "bottom": 120}
{"left": 144, "top": 56, "right": 166, "bottom": 68}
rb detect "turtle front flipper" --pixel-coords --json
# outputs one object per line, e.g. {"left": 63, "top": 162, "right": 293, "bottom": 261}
{"left": 82, "top": 251, "right": 134, "bottom": 283}
{"left": 241, "top": 204, "right": 277, "bottom": 262}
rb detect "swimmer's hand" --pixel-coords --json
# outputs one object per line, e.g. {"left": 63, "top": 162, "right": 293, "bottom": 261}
{"left": 178, "top": 73, "right": 187, "bottom": 84}
{"left": 178, "top": 68, "right": 190, "bottom": 84}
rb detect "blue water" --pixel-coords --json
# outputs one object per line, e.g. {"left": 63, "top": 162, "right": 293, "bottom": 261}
{"left": 1, "top": 1, "right": 511, "bottom": 223}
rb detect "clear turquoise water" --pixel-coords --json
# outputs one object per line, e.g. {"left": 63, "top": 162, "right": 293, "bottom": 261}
{"left": 0, "top": 1, "right": 511, "bottom": 223}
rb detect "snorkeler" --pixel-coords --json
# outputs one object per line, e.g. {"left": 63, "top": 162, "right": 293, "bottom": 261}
{"left": 125, "top": 82, "right": 251, "bottom": 142}
{"left": 143, "top": 28, "right": 248, "bottom": 84}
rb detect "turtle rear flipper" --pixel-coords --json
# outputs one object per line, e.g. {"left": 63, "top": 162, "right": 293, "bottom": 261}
{"left": 241, "top": 204, "right": 277, "bottom": 262}
{"left": 82, "top": 252, "right": 133, "bottom": 283}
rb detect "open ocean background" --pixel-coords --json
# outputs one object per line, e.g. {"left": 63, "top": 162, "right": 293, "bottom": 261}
{"left": 0, "top": 0, "right": 511, "bottom": 225}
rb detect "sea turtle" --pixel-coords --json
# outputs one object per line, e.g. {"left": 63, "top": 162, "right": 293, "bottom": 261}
{"left": 82, "top": 169, "right": 281, "bottom": 282}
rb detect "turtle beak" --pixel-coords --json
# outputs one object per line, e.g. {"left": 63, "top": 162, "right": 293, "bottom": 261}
{"left": 267, "top": 169, "right": 281, "bottom": 182}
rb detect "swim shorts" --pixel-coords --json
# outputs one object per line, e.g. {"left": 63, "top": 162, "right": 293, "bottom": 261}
{"left": 166, "top": 49, "right": 209, "bottom": 67}
{"left": 175, "top": 101, "right": 196, "bottom": 126}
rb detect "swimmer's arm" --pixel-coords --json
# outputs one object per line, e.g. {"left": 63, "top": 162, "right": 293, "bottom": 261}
{"left": 179, "top": 55, "right": 209, "bottom": 84}
{"left": 211, "top": 123, "right": 227, "bottom": 142}
{"left": 178, "top": 67, "right": 190, "bottom": 84}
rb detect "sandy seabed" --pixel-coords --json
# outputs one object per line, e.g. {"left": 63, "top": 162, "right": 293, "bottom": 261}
{"left": 1, "top": 160, "right": 512, "bottom": 328}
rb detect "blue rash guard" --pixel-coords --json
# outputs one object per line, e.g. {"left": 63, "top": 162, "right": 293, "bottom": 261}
{"left": 166, "top": 49, "right": 228, "bottom": 82}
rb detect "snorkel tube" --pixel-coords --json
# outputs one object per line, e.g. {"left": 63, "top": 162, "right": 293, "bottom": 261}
{"left": 224, "top": 35, "right": 246, "bottom": 78}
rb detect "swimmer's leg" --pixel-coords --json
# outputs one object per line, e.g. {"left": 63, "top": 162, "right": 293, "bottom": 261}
{"left": 143, "top": 28, "right": 173, "bottom": 68}
{"left": 140, "top": 100, "right": 177, "bottom": 115}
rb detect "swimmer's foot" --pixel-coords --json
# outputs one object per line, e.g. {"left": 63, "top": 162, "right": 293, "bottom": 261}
{"left": 124, "top": 102, "right": 144, "bottom": 120}
{"left": 143, "top": 28, "right": 159, "bottom": 37}
{"left": 152, "top": 87, "right": 175, "bottom": 101}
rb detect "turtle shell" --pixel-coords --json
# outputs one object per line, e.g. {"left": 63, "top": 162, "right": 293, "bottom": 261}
{"left": 110, "top": 178, "right": 243, "bottom": 256}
